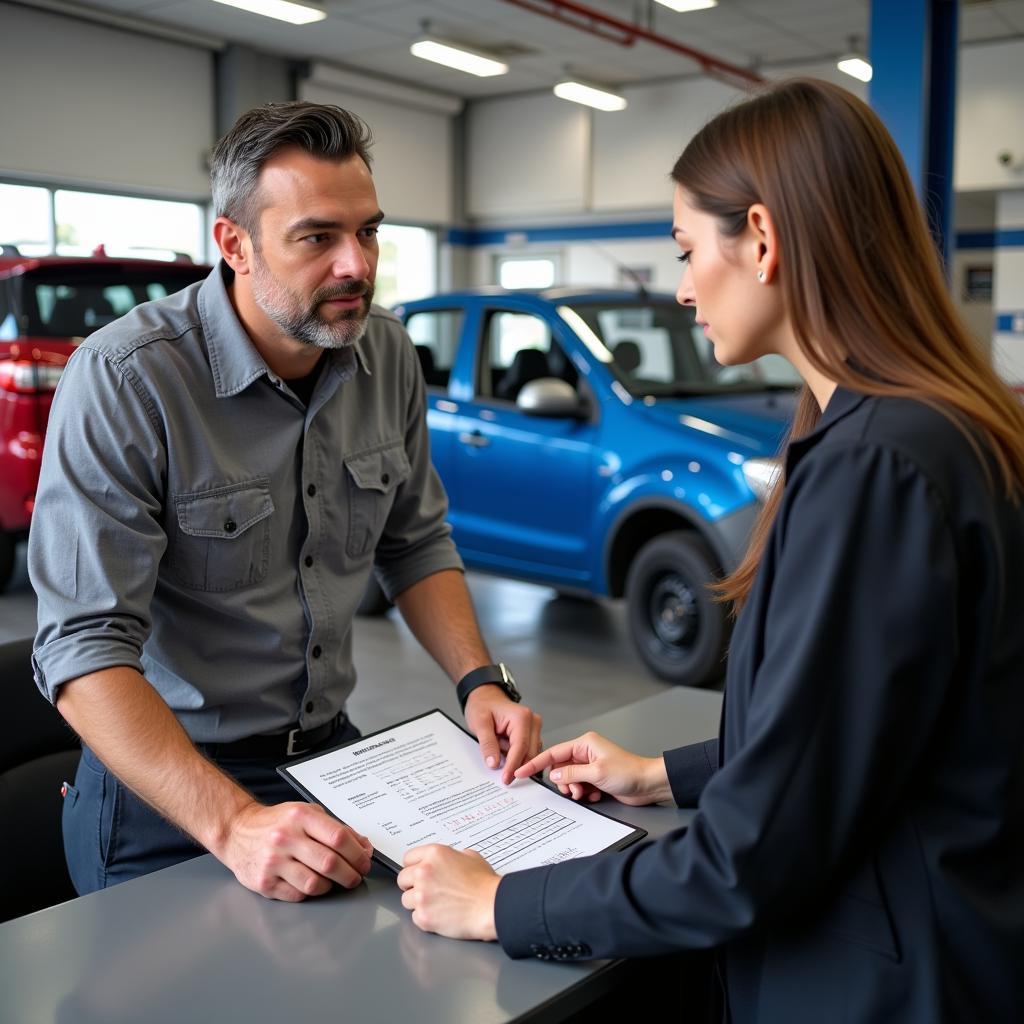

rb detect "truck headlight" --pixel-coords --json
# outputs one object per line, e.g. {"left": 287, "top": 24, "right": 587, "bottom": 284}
{"left": 742, "top": 457, "right": 782, "bottom": 502}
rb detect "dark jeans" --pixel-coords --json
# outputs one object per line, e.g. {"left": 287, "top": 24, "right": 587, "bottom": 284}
{"left": 62, "top": 717, "right": 361, "bottom": 895}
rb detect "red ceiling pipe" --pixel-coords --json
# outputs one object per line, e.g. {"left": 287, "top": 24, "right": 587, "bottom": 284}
{"left": 500, "top": 0, "right": 764, "bottom": 87}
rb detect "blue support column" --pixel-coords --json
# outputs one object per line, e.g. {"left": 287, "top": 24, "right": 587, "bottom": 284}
{"left": 869, "top": 0, "right": 960, "bottom": 268}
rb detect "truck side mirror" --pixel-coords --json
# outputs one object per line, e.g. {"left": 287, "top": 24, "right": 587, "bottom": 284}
{"left": 516, "top": 378, "right": 583, "bottom": 418}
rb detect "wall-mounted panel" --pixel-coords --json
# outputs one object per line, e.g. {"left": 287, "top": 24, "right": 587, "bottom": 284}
{"left": 466, "top": 95, "right": 588, "bottom": 219}
{"left": 956, "top": 40, "right": 1024, "bottom": 191}
{"left": 301, "top": 68, "right": 455, "bottom": 225}
{"left": 591, "top": 77, "right": 736, "bottom": 213}
{"left": 0, "top": 3, "right": 214, "bottom": 197}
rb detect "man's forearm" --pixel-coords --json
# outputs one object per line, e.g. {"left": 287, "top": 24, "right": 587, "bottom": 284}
{"left": 393, "top": 569, "right": 490, "bottom": 683}
{"left": 56, "top": 666, "right": 254, "bottom": 856}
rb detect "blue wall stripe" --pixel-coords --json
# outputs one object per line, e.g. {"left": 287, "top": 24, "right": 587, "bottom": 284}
{"left": 957, "top": 229, "right": 1024, "bottom": 249}
{"left": 445, "top": 220, "right": 672, "bottom": 246}
{"left": 445, "top": 221, "right": 1024, "bottom": 250}
{"left": 996, "top": 313, "right": 1024, "bottom": 333}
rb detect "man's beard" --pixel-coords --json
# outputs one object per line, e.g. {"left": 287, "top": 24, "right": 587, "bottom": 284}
{"left": 250, "top": 253, "right": 374, "bottom": 350}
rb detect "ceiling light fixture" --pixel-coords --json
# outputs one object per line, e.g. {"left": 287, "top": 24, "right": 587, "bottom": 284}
{"left": 654, "top": 0, "right": 718, "bottom": 11}
{"left": 837, "top": 36, "right": 873, "bottom": 82}
{"left": 209, "top": 0, "right": 325, "bottom": 25}
{"left": 553, "top": 80, "right": 627, "bottom": 112}
{"left": 410, "top": 38, "right": 508, "bottom": 77}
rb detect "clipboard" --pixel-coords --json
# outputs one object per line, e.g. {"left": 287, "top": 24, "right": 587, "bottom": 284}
{"left": 278, "top": 708, "right": 647, "bottom": 874}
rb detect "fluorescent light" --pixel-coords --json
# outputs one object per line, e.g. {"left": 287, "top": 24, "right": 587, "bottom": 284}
{"left": 837, "top": 55, "right": 873, "bottom": 82}
{"left": 654, "top": 0, "right": 717, "bottom": 11}
{"left": 554, "top": 81, "right": 627, "bottom": 112}
{"left": 410, "top": 39, "right": 508, "bottom": 77}
{"left": 209, "top": 0, "right": 325, "bottom": 24}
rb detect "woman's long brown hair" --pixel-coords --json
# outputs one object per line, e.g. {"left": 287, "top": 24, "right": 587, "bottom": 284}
{"left": 672, "top": 77, "right": 1024, "bottom": 609}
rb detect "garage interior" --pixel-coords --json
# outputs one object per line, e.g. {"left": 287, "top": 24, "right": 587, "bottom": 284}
{"left": 2, "top": 0, "right": 1024, "bottom": 1017}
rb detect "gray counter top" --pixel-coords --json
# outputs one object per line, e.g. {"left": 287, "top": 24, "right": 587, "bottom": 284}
{"left": 0, "top": 686, "right": 722, "bottom": 1024}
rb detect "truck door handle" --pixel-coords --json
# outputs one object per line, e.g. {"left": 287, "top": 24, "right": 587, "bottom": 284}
{"left": 458, "top": 431, "right": 490, "bottom": 448}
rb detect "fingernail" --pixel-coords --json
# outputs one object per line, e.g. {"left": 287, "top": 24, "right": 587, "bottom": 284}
{"left": 487, "top": 756, "right": 497, "bottom": 768}
{"left": 550, "top": 770, "right": 561, "bottom": 781}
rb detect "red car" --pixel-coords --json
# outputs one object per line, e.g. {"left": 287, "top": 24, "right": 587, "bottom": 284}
{"left": 0, "top": 249, "right": 210, "bottom": 590}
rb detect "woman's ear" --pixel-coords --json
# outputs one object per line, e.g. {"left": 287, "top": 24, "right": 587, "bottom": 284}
{"left": 747, "top": 203, "right": 779, "bottom": 285}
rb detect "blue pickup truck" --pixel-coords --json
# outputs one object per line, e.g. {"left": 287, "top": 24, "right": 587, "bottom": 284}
{"left": 368, "top": 287, "right": 796, "bottom": 688}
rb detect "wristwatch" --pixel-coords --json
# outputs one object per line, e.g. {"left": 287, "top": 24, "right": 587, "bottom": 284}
{"left": 456, "top": 662, "right": 521, "bottom": 713}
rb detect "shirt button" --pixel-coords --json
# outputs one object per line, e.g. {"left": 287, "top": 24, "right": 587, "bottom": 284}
{"left": 381, "top": 472, "right": 390, "bottom": 485}
{"left": 304, "top": 555, "right": 314, "bottom": 567}
{"left": 223, "top": 520, "right": 236, "bottom": 534}
{"left": 305, "top": 701, "right": 314, "bottom": 713}
{"left": 312, "top": 645, "right": 322, "bottom": 659}
{"left": 307, "top": 484, "right": 317, "bottom": 497}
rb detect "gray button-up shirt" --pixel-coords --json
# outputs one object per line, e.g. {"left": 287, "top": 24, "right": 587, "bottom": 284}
{"left": 30, "top": 262, "right": 462, "bottom": 742}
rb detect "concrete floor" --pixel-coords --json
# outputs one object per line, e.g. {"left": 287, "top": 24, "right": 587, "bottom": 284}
{"left": 1, "top": 541, "right": 684, "bottom": 734}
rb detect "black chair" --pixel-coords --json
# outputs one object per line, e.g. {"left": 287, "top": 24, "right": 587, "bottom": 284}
{"left": 0, "top": 636, "right": 81, "bottom": 923}
{"left": 496, "top": 348, "right": 551, "bottom": 402}
{"left": 613, "top": 339, "right": 642, "bottom": 375}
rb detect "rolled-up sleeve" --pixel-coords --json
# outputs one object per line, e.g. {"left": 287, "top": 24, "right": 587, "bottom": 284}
{"left": 372, "top": 336, "right": 463, "bottom": 600}
{"left": 29, "top": 346, "right": 168, "bottom": 701}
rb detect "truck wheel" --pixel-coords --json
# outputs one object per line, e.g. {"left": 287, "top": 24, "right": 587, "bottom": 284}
{"left": 0, "top": 532, "right": 15, "bottom": 592}
{"left": 625, "top": 531, "right": 728, "bottom": 687}
{"left": 356, "top": 574, "right": 393, "bottom": 617}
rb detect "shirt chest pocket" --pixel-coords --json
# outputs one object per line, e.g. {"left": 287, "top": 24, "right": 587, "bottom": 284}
{"left": 170, "top": 479, "right": 275, "bottom": 593}
{"left": 345, "top": 442, "right": 411, "bottom": 559}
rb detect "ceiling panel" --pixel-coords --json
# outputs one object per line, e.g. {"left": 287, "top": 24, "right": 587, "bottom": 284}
{"left": 41, "top": 0, "right": 1017, "bottom": 102}
{"left": 961, "top": 5, "right": 1016, "bottom": 41}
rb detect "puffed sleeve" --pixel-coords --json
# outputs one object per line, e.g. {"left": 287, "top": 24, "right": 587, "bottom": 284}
{"left": 29, "top": 345, "right": 167, "bottom": 700}
{"left": 496, "top": 441, "right": 958, "bottom": 958}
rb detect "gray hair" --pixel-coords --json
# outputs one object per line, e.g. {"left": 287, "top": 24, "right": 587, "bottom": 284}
{"left": 210, "top": 101, "right": 373, "bottom": 238}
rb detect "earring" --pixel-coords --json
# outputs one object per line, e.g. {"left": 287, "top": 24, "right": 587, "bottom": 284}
{"left": 757, "top": 270, "right": 766, "bottom": 283}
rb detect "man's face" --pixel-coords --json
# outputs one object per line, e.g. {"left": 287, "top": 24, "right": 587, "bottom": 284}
{"left": 247, "top": 149, "right": 383, "bottom": 350}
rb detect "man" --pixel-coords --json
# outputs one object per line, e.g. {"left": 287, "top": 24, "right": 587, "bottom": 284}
{"left": 29, "top": 102, "right": 541, "bottom": 902}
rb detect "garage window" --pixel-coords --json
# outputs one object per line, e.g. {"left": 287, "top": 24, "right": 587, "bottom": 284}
{"left": 375, "top": 224, "right": 437, "bottom": 308}
{"left": 0, "top": 183, "right": 52, "bottom": 255}
{"left": 54, "top": 189, "right": 204, "bottom": 262}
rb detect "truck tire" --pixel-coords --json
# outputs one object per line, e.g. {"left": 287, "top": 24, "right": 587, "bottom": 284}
{"left": 625, "top": 531, "right": 728, "bottom": 687}
{"left": 356, "top": 574, "right": 393, "bottom": 617}
{"left": 0, "top": 532, "right": 15, "bottom": 592}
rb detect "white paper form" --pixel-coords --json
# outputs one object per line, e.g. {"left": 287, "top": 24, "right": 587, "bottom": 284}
{"left": 280, "top": 710, "right": 643, "bottom": 874}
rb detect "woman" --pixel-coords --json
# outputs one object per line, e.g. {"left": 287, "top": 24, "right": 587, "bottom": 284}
{"left": 396, "top": 78, "right": 1024, "bottom": 1022}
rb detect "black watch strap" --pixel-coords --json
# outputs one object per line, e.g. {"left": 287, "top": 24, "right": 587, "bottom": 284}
{"left": 456, "top": 663, "right": 521, "bottom": 712}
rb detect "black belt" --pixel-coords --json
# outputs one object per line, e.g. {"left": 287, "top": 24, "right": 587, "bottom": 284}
{"left": 205, "top": 712, "right": 346, "bottom": 761}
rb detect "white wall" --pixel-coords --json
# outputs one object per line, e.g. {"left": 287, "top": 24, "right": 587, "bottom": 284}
{"left": 590, "top": 78, "right": 734, "bottom": 214}
{"left": 956, "top": 40, "right": 1024, "bottom": 192}
{"left": 993, "top": 191, "right": 1024, "bottom": 385}
{"left": 464, "top": 60, "right": 866, "bottom": 226}
{"left": 466, "top": 95, "right": 589, "bottom": 218}
{"left": 301, "top": 64, "right": 459, "bottom": 226}
{"left": 0, "top": 3, "right": 214, "bottom": 198}
{"left": 460, "top": 38, "right": 1024, "bottom": 228}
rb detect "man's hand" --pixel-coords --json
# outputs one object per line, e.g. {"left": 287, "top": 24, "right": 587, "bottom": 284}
{"left": 463, "top": 686, "right": 542, "bottom": 784}
{"left": 398, "top": 845, "right": 500, "bottom": 941}
{"left": 216, "top": 801, "right": 373, "bottom": 901}
{"left": 514, "top": 731, "right": 672, "bottom": 806}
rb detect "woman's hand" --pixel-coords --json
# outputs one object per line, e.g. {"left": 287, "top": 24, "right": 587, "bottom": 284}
{"left": 514, "top": 731, "right": 672, "bottom": 806}
{"left": 398, "top": 846, "right": 500, "bottom": 941}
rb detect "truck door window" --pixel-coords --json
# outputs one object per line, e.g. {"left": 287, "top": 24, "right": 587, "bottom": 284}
{"left": 405, "top": 309, "right": 463, "bottom": 389}
{"left": 481, "top": 311, "right": 577, "bottom": 402}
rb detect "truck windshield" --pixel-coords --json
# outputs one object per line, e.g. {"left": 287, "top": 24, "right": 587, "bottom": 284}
{"left": 17, "top": 266, "right": 205, "bottom": 339}
{"left": 566, "top": 300, "right": 801, "bottom": 397}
